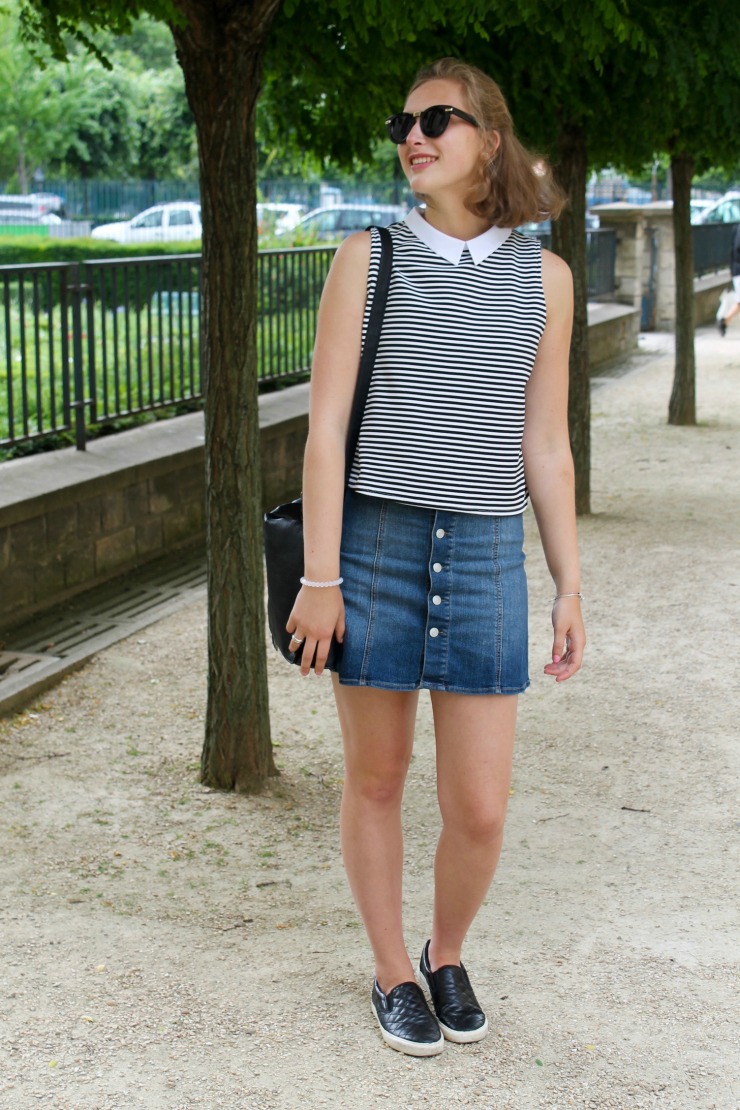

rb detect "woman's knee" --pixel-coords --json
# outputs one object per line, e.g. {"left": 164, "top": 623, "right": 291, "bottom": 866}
{"left": 344, "top": 755, "right": 410, "bottom": 807}
{"left": 441, "top": 798, "right": 508, "bottom": 845}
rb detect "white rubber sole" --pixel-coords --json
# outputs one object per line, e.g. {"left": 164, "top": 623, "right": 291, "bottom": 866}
{"left": 416, "top": 968, "right": 489, "bottom": 1044}
{"left": 371, "top": 1001, "right": 445, "bottom": 1057}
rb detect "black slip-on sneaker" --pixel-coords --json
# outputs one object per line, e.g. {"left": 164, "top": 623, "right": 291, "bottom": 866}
{"left": 418, "top": 940, "right": 488, "bottom": 1043}
{"left": 371, "top": 979, "right": 444, "bottom": 1057}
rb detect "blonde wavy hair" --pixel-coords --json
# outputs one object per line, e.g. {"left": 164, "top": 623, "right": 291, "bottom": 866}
{"left": 408, "top": 58, "right": 565, "bottom": 228}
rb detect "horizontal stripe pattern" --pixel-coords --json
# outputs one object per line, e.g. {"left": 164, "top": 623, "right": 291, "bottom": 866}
{"left": 352, "top": 222, "right": 546, "bottom": 515}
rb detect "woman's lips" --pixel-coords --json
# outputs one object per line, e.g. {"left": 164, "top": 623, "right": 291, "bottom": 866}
{"left": 408, "top": 155, "right": 437, "bottom": 171}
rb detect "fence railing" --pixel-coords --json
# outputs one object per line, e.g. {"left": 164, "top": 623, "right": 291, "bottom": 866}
{"left": 2, "top": 231, "right": 622, "bottom": 453}
{"left": 692, "top": 221, "right": 737, "bottom": 277}
{"left": 522, "top": 228, "right": 617, "bottom": 299}
{"left": 587, "top": 229, "right": 618, "bottom": 298}
{"left": 1, "top": 246, "right": 334, "bottom": 452}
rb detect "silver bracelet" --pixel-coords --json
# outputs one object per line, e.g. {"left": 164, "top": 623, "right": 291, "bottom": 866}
{"left": 300, "top": 576, "right": 343, "bottom": 588}
{"left": 552, "top": 591, "right": 583, "bottom": 604}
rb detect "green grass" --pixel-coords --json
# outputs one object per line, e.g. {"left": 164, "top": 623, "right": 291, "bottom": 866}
{"left": 1, "top": 295, "right": 322, "bottom": 451}
{"left": 0, "top": 296, "right": 202, "bottom": 444}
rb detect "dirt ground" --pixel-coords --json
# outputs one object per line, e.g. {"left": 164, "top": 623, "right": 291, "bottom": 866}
{"left": 1, "top": 325, "right": 738, "bottom": 1110}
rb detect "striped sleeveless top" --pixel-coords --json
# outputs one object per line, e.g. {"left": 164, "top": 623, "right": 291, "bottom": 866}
{"left": 349, "top": 209, "right": 547, "bottom": 515}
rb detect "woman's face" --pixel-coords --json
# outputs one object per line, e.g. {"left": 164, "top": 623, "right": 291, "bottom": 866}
{"left": 398, "top": 78, "right": 495, "bottom": 199}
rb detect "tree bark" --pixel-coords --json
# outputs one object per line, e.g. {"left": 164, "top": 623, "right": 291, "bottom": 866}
{"left": 171, "top": 0, "right": 281, "bottom": 792}
{"left": 550, "top": 122, "right": 590, "bottom": 515}
{"left": 668, "top": 151, "right": 696, "bottom": 426}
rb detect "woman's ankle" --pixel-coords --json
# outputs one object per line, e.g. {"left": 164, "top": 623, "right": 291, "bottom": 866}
{"left": 428, "top": 937, "right": 463, "bottom": 972}
{"left": 374, "top": 958, "right": 416, "bottom": 995}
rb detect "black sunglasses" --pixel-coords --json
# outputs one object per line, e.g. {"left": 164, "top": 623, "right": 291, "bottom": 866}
{"left": 385, "top": 105, "right": 480, "bottom": 145}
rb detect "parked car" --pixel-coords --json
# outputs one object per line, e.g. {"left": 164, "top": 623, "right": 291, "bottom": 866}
{"left": 518, "top": 212, "right": 601, "bottom": 235}
{"left": 91, "top": 202, "right": 202, "bottom": 243}
{"left": 694, "top": 191, "right": 740, "bottom": 225}
{"left": 0, "top": 194, "right": 62, "bottom": 225}
{"left": 280, "top": 204, "right": 406, "bottom": 240}
{"left": 690, "top": 199, "right": 716, "bottom": 223}
{"left": 257, "top": 202, "right": 306, "bottom": 235}
{"left": 28, "top": 192, "right": 65, "bottom": 216}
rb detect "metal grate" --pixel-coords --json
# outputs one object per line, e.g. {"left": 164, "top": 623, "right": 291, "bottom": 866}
{"left": 0, "top": 546, "right": 206, "bottom": 711}
{"left": 0, "top": 650, "right": 59, "bottom": 677}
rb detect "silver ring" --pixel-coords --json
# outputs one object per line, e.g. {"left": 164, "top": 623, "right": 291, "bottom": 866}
{"left": 290, "top": 634, "right": 305, "bottom": 644}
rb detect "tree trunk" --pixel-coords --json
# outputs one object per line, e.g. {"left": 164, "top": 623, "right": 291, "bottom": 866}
{"left": 171, "top": 0, "right": 282, "bottom": 793}
{"left": 668, "top": 151, "right": 696, "bottom": 426}
{"left": 551, "top": 122, "right": 590, "bottom": 515}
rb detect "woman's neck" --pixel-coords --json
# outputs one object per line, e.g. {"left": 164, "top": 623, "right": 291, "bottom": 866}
{"left": 419, "top": 199, "right": 492, "bottom": 241}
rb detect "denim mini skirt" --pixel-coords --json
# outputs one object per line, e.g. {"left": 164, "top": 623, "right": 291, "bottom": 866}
{"left": 336, "top": 491, "right": 529, "bottom": 695}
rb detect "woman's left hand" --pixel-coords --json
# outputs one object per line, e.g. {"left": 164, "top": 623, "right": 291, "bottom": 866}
{"left": 543, "top": 596, "right": 585, "bottom": 682}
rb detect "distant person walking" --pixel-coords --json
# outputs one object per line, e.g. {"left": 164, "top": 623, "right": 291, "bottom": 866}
{"left": 287, "top": 57, "right": 585, "bottom": 1057}
{"left": 718, "top": 223, "right": 740, "bottom": 335}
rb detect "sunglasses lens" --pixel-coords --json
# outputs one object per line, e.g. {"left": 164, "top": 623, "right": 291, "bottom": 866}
{"left": 386, "top": 106, "right": 455, "bottom": 143}
{"left": 386, "top": 114, "right": 413, "bottom": 144}
{"left": 420, "top": 106, "right": 450, "bottom": 138}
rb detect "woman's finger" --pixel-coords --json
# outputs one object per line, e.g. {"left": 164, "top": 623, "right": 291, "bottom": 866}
{"left": 299, "top": 637, "right": 320, "bottom": 677}
{"left": 313, "top": 636, "right": 333, "bottom": 677}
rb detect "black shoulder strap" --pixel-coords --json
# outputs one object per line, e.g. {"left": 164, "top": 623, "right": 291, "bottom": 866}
{"left": 344, "top": 225, "right": 393, "bottom": 483}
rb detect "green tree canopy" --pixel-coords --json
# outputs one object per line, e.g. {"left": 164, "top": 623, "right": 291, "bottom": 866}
{"left": 1, "top": 3, "right": 197, "bottom": 184}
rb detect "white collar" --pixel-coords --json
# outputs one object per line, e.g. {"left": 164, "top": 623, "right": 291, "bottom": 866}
{"left": 404, "top": 207, "right": 511, "bottom": 265}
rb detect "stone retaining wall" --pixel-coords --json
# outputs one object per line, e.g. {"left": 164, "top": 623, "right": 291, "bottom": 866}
{"left": 0, "top": 387, "right": 309, "bottom": 631}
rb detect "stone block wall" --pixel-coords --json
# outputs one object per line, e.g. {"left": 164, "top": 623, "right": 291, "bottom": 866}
{"left": 587, "top": 305, "right": 640, "bottom": 368}
{"left": 0, "top": 388, "right": 309, "bottom": 631}
{"left": 592, "top": 202, "right": 731, "bottom": 331}
{"left": 0, "top": 451, "right": 204, "bottom": 630}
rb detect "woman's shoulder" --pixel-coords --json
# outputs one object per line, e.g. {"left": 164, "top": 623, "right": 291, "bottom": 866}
{"left": 540, "top": 248, "right": 573, "bottom": 319}
{"left": 540, "top": 247, "right": 572, "bottom": 281}
{"left": 333, "top": 229, "right": 373, "bottom": 270}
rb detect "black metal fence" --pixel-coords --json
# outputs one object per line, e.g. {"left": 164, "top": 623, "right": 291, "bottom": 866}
{"left": 522, "top": 228, "right": 617, "bottom": 298}
{"left": 1, "top": 247, "right": 334, "bottom": 452}
{"left": 692, "top": 221, "right": 737, "bottom": 277}
{"left": 2, "top": 230, "right": 623, "bottom": 453}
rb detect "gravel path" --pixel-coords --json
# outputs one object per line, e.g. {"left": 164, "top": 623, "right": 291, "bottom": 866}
{"left": 1, "top": 326, "right": 738, "bottom": 1110}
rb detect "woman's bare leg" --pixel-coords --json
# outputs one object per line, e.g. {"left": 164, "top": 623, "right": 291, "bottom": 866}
{"left": 427, "top": 691, "right": 518, "bottom": 970}
{"left": 333, "top": 678, "right": 420, "bottom": 992}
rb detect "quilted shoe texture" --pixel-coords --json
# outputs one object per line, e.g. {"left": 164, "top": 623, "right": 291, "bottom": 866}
{"left": 371, "top": 979, "right": 444, "bottom": 1056}
{"left": 418, "top": 940, "right": 488, "bottom": 1043}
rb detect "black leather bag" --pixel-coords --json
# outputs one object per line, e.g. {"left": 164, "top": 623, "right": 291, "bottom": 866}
{"left": 263, "top": 226, "right": 393, "bottom": 668}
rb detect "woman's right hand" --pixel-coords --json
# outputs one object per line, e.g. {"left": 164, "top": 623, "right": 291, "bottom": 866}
{"left": 286, "top": 585, "right": 345, "bottom": 677}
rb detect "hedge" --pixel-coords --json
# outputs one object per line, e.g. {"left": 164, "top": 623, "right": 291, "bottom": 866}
{"left": 0, "top": 236, "right": 202, "bottom": 267}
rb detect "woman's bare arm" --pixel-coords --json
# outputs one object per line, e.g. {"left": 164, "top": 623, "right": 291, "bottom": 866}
{"left": 286, "top": 230, "right": 371, "bottom": 676}
{"left": 522, "top": 249, "right": 585, "bottom": 682}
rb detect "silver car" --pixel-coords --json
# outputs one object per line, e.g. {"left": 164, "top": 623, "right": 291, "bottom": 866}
{"left": 281, "top": 204, "right": 406, "bottom": 241}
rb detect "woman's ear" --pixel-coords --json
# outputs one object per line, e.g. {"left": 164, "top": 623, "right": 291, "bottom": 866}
{"left": 485, "top": 130, "right": 501, "bottom": 162}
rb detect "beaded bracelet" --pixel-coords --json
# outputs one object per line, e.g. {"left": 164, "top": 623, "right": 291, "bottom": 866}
{"left": 552, "top": 591, "right": 584, "bottom": 604}
{"left": 300, "top": 576, "right": 344, "bottom": 588}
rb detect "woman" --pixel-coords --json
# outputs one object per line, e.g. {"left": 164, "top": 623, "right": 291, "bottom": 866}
{"left": 287, "top": 57, "right": 585, "bottom": 1057}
